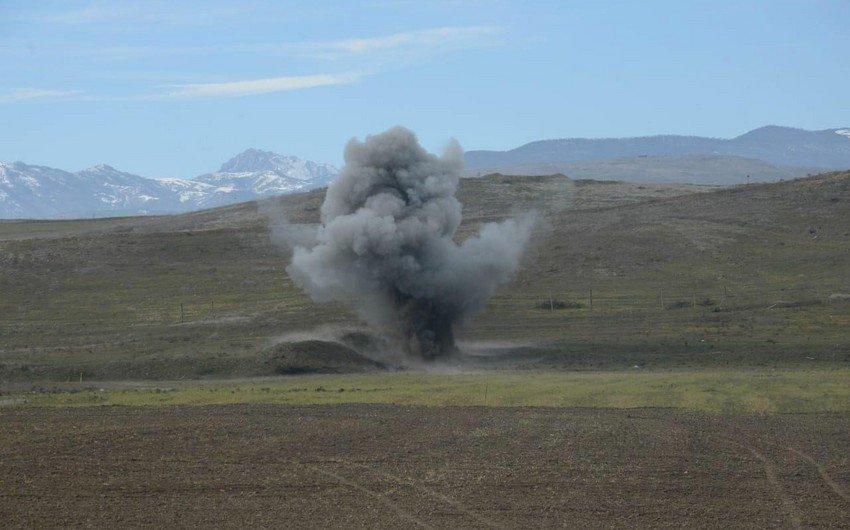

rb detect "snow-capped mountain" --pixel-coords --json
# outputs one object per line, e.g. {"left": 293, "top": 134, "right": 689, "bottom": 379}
{"left": 217, "top": 148, "right": 338, "bottom": 181}
{"left": 194, "top": 149, "right": 338, "bottom": 203}
{"left": 0, "top": 149, "right": 339, "bottom": 219}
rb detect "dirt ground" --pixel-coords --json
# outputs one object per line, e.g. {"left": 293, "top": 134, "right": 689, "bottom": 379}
{"left": 1, "top": 404, "right": 848, "bottom": 528}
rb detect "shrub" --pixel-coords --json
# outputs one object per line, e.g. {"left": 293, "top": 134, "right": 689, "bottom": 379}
{"left": 537, "top": 299, "right": 585, "bottom": 310}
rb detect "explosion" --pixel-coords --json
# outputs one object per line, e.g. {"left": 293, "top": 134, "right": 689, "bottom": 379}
{"left": 287, "top": 127, "right": 533, "bottom": 359}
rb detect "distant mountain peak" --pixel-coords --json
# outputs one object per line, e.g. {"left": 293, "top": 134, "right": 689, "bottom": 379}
{"left": 83, "top": 163, "right": 119, "bottom": 173}
{"left": 743, "top": 124, "right": 802, "bottom": 132}
{"left": 733, "top": 125, "right": 812, "bottom": 141}
{"left": 219, "top": 148, "right": 298, "bottom": 173}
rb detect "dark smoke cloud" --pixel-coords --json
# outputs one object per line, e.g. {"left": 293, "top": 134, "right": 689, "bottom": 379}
{"left": 287, "top": 126, "right": 534, "bottom": 359}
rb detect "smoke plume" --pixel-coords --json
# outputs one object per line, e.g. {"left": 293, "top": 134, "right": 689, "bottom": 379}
{"left": 287, "top": 126, "right": 533, "bottom": 359}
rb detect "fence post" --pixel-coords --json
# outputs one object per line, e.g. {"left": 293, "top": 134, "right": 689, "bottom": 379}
{"left": 589, "top": 288, "right": 593, "bottom": 310}
{"left": 180, "top": 303, "right": 184, "bottom": 324}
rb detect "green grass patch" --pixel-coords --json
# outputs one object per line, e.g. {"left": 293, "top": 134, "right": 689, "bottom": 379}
{"left": 0, "top": 217, "right": 139, "bottom": 238}
{"left": 14, "top": 368, "right": 850, "bottom": 413}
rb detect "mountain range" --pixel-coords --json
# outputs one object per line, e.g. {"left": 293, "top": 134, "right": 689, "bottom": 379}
{"left": 3, "top": 126, "right": 850, "bottom": 219}
{"left": 0, "top": 149, "right": 338, "bottom": 219}
{"left": 465, "top": 126, "right": 850, "bottom": 171}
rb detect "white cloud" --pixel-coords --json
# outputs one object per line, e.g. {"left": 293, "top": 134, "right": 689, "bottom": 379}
{"left": 160, "top": 72, "right": 361, "bottom": 99}
{"left": 0, "top": 74, "right": 360, "bottom": 103}
{"left": 287, "top": 26, "right": 504, "bottom": 60}
{"left": 0, "top": 89, "right": 82, "bottom": 103}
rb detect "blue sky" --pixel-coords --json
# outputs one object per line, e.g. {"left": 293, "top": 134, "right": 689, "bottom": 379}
{"left": 1, "top": 0, "right": 848, "bottom": 178}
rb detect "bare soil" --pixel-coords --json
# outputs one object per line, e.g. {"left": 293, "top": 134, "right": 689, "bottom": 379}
{"left": 2, "top": 404, "right": 848, "bottom": 528}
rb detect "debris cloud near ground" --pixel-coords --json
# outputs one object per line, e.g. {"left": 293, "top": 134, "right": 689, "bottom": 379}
{"left": 286, "top": 126, "right": 534, "bottom": 359}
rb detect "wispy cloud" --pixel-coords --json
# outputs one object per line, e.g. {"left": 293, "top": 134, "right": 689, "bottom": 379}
{"left": 0, "top": 25, "right": 503, "bottom": 102}
{"left": 0, "top": 73, "right": 360, "bottom": 103}
{"left": 0, "top": 88, "right": 82, "bottom": 103}
{"left": 285, "top": 26, "right": 505, "bottom": 60}
{"left": 0, "top": 26, "right": 506, "bottom": 62}
{"left": 159, "top": 72, "right": 361, "bottom": 99}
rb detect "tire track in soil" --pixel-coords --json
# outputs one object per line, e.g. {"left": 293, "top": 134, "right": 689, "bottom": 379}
{"left": 738, "top": 444, "right": 803, "bottom": 530}
{"left": 308, "top": 464, "right": 435, "bottom": 529}
{"left": 350, "top": 462, "right": 506, "bottom": 529}
{"left": 785, "top": 446, "right": 850, "bottom": 503}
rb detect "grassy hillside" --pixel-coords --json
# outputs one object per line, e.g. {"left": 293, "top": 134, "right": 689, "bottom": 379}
{"left": 0, "top": 173, "right": 848, "bottom": 381}
{"left": 464, "top": 154, "right": 817, "bottom": 185}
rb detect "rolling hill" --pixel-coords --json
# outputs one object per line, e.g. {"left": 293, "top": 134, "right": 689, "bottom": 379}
{"left": 466, "top": 126, "right": 850, "bottom": 171}
{"left": 0, "top": 171, "right": 848, "bottom": 380}
{"left": 464, "top": 155, "right": 816, "bottom": 185}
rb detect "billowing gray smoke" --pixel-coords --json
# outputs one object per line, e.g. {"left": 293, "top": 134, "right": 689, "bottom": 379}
{"left": 287, "top": 127, "right": 533, "bottom": 359}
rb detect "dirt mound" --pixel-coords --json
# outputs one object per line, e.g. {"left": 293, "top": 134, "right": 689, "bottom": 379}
{"left": 261, "top": 340, "right": 385, "bottom": 375}
{"left": 827, "top": 293, "right": 850, "bottom": 304}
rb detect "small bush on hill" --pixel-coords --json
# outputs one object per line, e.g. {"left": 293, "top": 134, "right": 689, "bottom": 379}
{"left": 536, "top": 299, "right": 585, "bottom": 310}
